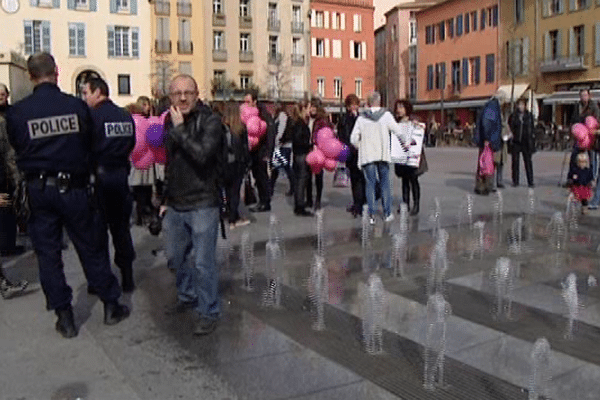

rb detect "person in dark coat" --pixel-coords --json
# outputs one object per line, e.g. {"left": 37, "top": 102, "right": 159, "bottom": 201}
{"left": 508, "top": 98, "right": 535, "bottom": 188}
{"left": 474, "top": 92, "right": 504, "bottom": 195}
{"left": 337, "top": 94, "right": 365, "bottom": 217}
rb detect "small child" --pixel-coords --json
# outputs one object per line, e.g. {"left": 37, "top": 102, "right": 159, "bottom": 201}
{"left": 568, "top": 152, "right": 594, "bottom": 211}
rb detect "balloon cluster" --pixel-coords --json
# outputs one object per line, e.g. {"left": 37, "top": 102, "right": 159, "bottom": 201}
{"left": 305, "top": 126, "right": 350, "bottom": 174}
{"left": 240, "top": 104, "right": 267, "bottom": 150}
{"left": 571, "top": 116, "right": 599, "bottom": 150}
{"left": 130, "top": 112, "right": 168, "bottom": 169}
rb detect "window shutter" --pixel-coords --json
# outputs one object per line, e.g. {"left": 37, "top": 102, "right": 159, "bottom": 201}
{"left": 569, "top": 27, "right": 575, "bottom": 57}
{"left": 110, "top": 0, "right": 117, "bottom": 13}
{"left": 557, "top": 29, "right": 563, "bottom": 57}
{"left": 29, "top": 0, "right": 37, "bottom": 6}
{"left": 107, "top": 26, "right": 115, "bottom": 56}
{"left": 440, "top": 62, "right": 446, "bottom": 88}
{"left": 324, "top": 11, "right": 329, "bottom": 29}
{"left": 90, "top": 0, "right": 96, "bottom": 11}
{"left": 349, "top": 39, "right": 354, "bottom": 59}
{"left": 558, "top": 0, "right": 564, "bottom": 13}
{"left": 311, "top": 37, "right": 316, "bottom": 56}
{"left": 427, "top": 65, "right": 432, "bottom": 90}
{"left": 132, "top": 27, "right": 139, "bottom": 57}
{"left": 361, "top": 41, "right": 366, "bottom": 60}
{"left": 569, "top": 0, "right": 576, "bottom": 10}
{"left": 77, "top": 23, "right": 85, "bottom": 56}
{"left": 67, "top": 0, "right": 74, "bottom": 9}
{"left": 69, "top": 24, "right": 76, "bottom": 55}
{"left": 42, "top": 21, "right": 51, "bottom": 52}
{"left": 311, "top": 10, "right": 316, "bottom": 27}
{"left": 332, "top": 12, "right": 337, "bottom": 29}
{"left": 52, "top": 0, "right": 59, "bottom": 8}
{"left": 462, "top": 58, "right": 468, "bottom": 86}
{"left": 324, "top": 38, "right": 330, "bottom": 57}
{"left": 353, "top": 14, "right": 357, "bottom": 32}
{"left": 581, "top": 26, "right": 586, "bottom": 57}
{"left": 341, "top": 13, "right": 345, "bottom": 30}
{"left": 130, "top": 0, "right": 137, "bottom": 15}
{"left": 474, "top": 57, "right": 480, "bottom": 84}
{"left": 544, "top": 32, "right": 550, "bottom": 59}
{"left": 596, "top": 23, "right": 600, "bottom": 65}
{"left": 522, "top": 36, "right": 529, "bottom": 74}
{"left": 24, "top": 21, "right": 33, "bottom": 54}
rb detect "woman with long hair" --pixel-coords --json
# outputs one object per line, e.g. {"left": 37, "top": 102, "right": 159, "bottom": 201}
{"left": 287, "top": 100, "right": 313, "bottom": 216}
{"left": 393, "top": 99, "right": 427, "bottom": 216}
{"left": 307, "top": 99, "right": 332, "bottom": 210}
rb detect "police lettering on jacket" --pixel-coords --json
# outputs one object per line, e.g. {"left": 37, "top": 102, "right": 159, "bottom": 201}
{"left": 27, "top": 114, "right": 79, "bottom": 139}
{"left": 104, "top": 121, "right": 134, "bottom": 138}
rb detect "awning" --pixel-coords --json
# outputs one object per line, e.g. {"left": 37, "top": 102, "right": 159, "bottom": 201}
{"left": 543, "top": 90, "right": 600, "bottom": 105}
{"left": 496, "top": 84, "right": 530, "bottom": 103}
{"left": 413, "top": 98, "right": 488, "bottom": 111}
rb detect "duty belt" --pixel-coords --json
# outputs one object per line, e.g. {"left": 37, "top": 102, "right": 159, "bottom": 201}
{"left": 26, "top": 172, "right": 89, "bottom": 193}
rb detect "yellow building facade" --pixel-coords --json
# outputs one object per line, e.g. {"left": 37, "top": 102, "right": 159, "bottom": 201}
{"left": 1, "top": 0, "right": 152, "bottom": 106}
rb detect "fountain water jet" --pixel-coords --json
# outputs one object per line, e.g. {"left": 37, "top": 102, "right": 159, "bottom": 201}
{"left": 391, "top": 204, "right": 409, "bottom": 278}
{"left": 427, "top": 229, "right": 449, "bottom": 296}
{"left": 493, "top": 190, "right": 504, "bottom": 229}
{"left": 458, "top": 194, "right": 474, "bottom": 231}
{"left": 240, "top": 230, "right": 255, "bottom": 291}
{"left": 423, "top": 293, "right": 451, "bottom": 391}
{"left": 470, "top": 221, "right": 485, "bottom": 260}
{"left": 547, "top": 212, "right": 566, "bottom": 251}
{"left": 509, "top": 217, "right": 523, "bottom": 255}
{"left": 429, "top": 197, "right": 442, "bottom": 238}
{"left": 362, "top": 273, "right": 385, "bottom": 354}
{"left": 528, "top": 337, "right": 551, "bottom": 400}
{"left": 262, "top": 215, "right": 284, "bottom": 308}
{"left": 315, "top": 209, "right": 325, "bottom": 257}
{"left": 566, "top": 195, "right": 579, "bottom": 231}
{"left": 562, "top": 273, "right": 579, "bottom": 340}
{"left": 491, "top": 257, "right": 514, "bottom": 320}
{"left": 361, "top": 204, "right": 372, "bottom": 249}
{"left": 526, "top": 188, "right": 536, "bottom": 240}
{"left": 309, "top": 255, "right": 328, "bottom": 331}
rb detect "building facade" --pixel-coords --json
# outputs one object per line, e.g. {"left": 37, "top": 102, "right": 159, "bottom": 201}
{"left": 150, "top": 0, "right": 205, "bottom": 99}
{"left": 374, "top": 26, "right": 387, "bottom": 105}
{"left": 204, "top": 0, "right": 311, "bottom": 101}
{"left": 1, "top": 0, "right": 151, "bottom": 106}
{"left": 500, "top": 0, "right": 600, "bottom": 125}
{"left": 310, "top": 0, "right": 375, "bottom": 107}
{"left": 415, "top": 0, "right": 500, "bottom": 124}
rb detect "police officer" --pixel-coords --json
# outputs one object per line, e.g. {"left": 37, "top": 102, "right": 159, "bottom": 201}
{"left": 5, "top": 53, "right": 129, "bottom": 338}
{"left": 82, "top": 77, "right": 136, "bottom": 293}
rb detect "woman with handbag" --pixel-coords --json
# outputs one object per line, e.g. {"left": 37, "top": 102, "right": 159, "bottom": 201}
{"left": 270, "top": 104, "right": 295, "bottom": 197}
{"left": 289, "top": 101, "right": 313, "bottom": 216}
{"left": 393, "top": 100, "right": 427, "bottom": 216}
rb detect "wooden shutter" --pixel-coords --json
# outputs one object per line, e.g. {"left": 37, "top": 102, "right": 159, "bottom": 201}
{"left": 90, "top": 0, "right": 96, "bottom": 11}
{"left": 107, "top": 26, "right": 115, "bottom": 56}
{"left": 361, "top": 42, "right": 366, "bottom": 60}
{"left": 324, "top": 38, "right": 330, "bottom": 57}
{"left": 474, "top": 57, "right": 480, "bottom": 84}
{"left": 542, "top": 0, "right": 549, "bottom": 17}
{"left": 42, "top": 21, "right": 51, "bottom": 52}
{"left": 332, "top": 12, "right": 337, "bottom": 29}
{"left": 130, "top": 0, "right": 137, "bottom": 14}
{"left": 77, "top": 23, "right": 85, "bottom": 56}
{"left": 558, "top": 0, "right": 564, "bottom": 13}
{"left": 110, "top": 0, "right": 117, "bottom": 13}
{"left": 29, "top": 0, "right": 37, "bottom": 6}
{"left": 341, "top": 13, "right": 345, "bottom": 30}
{"left": 544, "top": 32, "right": 550, "bottom": 59}
{"left": 324, "top": 11, "right": 329, "bottom": 29}
{"left": 596, "top": 23, "right": 600, "bottom": 65}
{"left": 569, "top": 27, "right": 575, "bottom": 57}
{"left": 349, "top": 40, "right": 354, "bottom": 59}
{"left": 311, "top": 10, "right": 316, "bottom": 27}
{"left": 67, "top": 0, "right": 74, "bottom": 9}
{"left": 569, "top": 0, "right": 576, "bottom": 11}
{"left": 132, "top": 27, "right": 139, "bottom": 57}
{"left": 24, "top": 21, "right": 33, "bottom": 54}
{"left": 52, "top": 0, "right": 59, "bottom": 8}
{"left": 462, "top": 58, "right": 468, "bottom": 86}
{"left": 522, "top": 36, "right": 529, "bottom": 74}
{"left": 353, "top": 14, "right": 358, "bottom": 32}
{"left": 311, "top": 37, "right": 316, "bottom": 56}
{"left": 69, "top": 24, "right": 76, "bottom": 55}
{"left": 557, "top": 29, "right": 563, "bottom": 57}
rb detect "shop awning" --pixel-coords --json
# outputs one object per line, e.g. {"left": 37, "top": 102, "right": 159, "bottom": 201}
{"left": 543, "top": 90, "right": 600, "bottom": 105}
{"left": 413, "top": 98, "right": 488, "bottom": 111}
{"left": 496, "top": 84, "right": 530, "bottom": 102}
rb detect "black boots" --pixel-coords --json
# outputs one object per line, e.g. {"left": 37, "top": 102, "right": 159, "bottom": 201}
{"left": 55, "top": 307, "right": 78, "bottom": 338}
{"left": 121, "top": 268, "right": 135, "bottom": 293}
{"left": 0, "top": 276, "right": 28, "bottom": 299}
{"left": 409, "top": 180, "right": 421, "bottom": 216}
{"left": 104, "top": 301, "right": 130, "bottom": 325}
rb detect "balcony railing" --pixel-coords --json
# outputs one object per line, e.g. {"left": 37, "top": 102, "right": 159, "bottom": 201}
{"left": 213, "top": 49, "right": 227, "bottom": 61}
{"left": 177, "top": 1, "right": 191, "bottom": 16}
{"left": 291, "top": 53, "right": 305, "bottom": 66}
{"left": 155, "top": 39, "right": 171, "bottom": 54}
{"left": 540, "top": 54, "right": 589, "bottom": 73}
{"left": 213, "top": 13, "right": 226, "bottom": 26}
{"left": 155, "top": 0, "right": 170, "bottom": 15}
{"left": 178, "top": 41, "right": 193, "bottom": 54}
{"left": 239, "top": 15, "right": 252, "bottom": 29}
{"left": 268, "top": 18, "right": 280, "bottom": 32}
{"left": 239, "top": 50, "right": 254, "bottom": 62}
{"left": 409, "top": 62, "right": 417, "bottom": 74}
{"left": 268, "top": 52, "right": 282, "bottom": 65}
{"left": 291, "top": 21, "right": 304, "bottom": 33}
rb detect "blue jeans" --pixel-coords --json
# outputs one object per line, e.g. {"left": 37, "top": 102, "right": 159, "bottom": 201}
{"left": 164, "top": 206, "right": 220, "bottom": 320}
{"left": 362, "top": 162, "right": 392, "bottom": 217}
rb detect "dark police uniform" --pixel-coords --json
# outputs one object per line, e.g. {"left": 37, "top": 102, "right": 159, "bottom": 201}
{"left": 5, "top": 82, "right": 121, "bottom": 311}
{"left": 90, "top": 99, "right": 136, "bottom": 290}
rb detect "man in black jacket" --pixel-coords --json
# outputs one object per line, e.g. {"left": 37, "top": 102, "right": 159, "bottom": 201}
{"left": 337, "top": 94, "right": 364, "bottom": 217}
{"left": 160, "top": 75, "right": 224, "bottom": 336}
{"left": 508, "top": 98, "right": 535, "bottom": 188}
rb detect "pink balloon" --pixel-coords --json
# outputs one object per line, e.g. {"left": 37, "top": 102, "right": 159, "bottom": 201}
{"left": 133, "top": 150, "right": 155, "bottom": 170}
{"left": 151, "top": 146, "right": 166, "bottom": 164}
{"left": 246, "top": 116, "right": 262, "bottom": 137}
{"left": 240, "top": 104, "right": 259, "bottom": 124}
{"left": 578, "top": 135, "right": 593, "bottom": 150}
{"left": 131, "top": 114, "right": 150, "bottom": 162}
{"left": 324, "top": 158, "right": 337, "bottom": 171}
{"left": 306, "top": 149, "right": 325, "bottom": 174}
{"left": 572, "top": 123, "right": 589, "bottom": 140}
{"left": 316, "top": 127, "right": 335, "bottom": 146}
{"left": 248, "top": 136, "right": 259, "bottom": 150}
{"left": 259, "top": 120, "right": 267, "bottom": 136}
{"left": 320, "top": 138, "right": 344, "bottom": 159}
{"left": 585, "top": 116, "right": 599, "bottom": 132}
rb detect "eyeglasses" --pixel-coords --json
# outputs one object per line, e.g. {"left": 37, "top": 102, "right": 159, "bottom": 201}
{"left": 169, "top": 91, "right": 197, "bottom": 98}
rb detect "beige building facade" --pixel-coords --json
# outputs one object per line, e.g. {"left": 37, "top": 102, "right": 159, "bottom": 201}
{"left": 204, "top": 0, "right": 311, "bottom": 101}
{"left": 1, "top": 0, "right": 152, "bottom": 106}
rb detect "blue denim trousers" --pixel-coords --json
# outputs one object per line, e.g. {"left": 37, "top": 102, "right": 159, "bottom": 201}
{"left": 362, "top": 161, "right": 392, "bottom": 217}
{"left": 164, "top": 206, "right": 220, "bottom": 320}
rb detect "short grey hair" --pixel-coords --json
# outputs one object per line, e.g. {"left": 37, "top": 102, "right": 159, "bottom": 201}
{"left": 0, "top": 83, "right": 8, "bottom": 95}
{"left": 367, "top": 91, "right": 381, "bottom": 107}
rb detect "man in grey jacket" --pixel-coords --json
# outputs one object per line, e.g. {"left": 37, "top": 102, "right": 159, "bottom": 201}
{"left": 350, "top": 92, "right": 409, "bottom": 224}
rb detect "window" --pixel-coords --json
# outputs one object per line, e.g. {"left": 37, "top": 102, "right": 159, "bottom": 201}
{"left": 240, "top": 73, "right": 252, "bottom": 89}
{"left": 391, "top": 25, "right": 397, "bottom": 41}
{"left": 471, "top": 11, "right": 477, "bottom": 31}
{"left": 240, "top": 33, "right": 250, "bottom": 52}
{"left": 315, "top": 11, "right": 324, "bottom": 28}
{"left": 451, "top": 60, "right": 460, "bottom": 91}
{"left": 213, "top": 0, "right": 222, "bottom": 14}
{"left": 548, "top": 29, "right": 559, "bottom": 59}
{"left": 573, "top": 25, "right": 585, "bottom": 56}
{"left": 549, "top": 0, "right": 562, "bottom": 15}
{"left": 427, "top": 65, "right": 434, "bottom": 90}
{"left": 68, "top": 23, "right": 85, "bottom": 56}
{"left": 435, "top": 62, "right": 445, "bottom": 89}
{"left": 355, "top": 78, "right": 362, "bottom": 98}
{"left": 409, "top": 77, "right": 416, "bottom": 100}
{"left": 425, "top": 25, "right": 435, "bottom": 44}
{"left": 155, "top": 61, "right": 170, "bottom": 95}
{"left": 456, "top": 14, "right": 463, "bottom": 36}
{"left": 37, "top": 0, "right": 53, "bottom": 6}
{"left": 179, "top": 62, "right": 192, "bottom": 75}
{"left": 447, "top": 18, "right": 454, "bottom": 38}
{"left": 409, "top": 21, "right": 417, "bottom": 44}
{"left": 116, "top": 0, "right": 128, "bottom": 11}
{"left": 268, "top": 3, "right": 278, "bottom": 20}
{"left": 470, "top": 57, "right": 480, "bottom": 84}
{"left": 515, "top": 0, "right": 524, "bottom": 24}
{"left": 293, "top": 37, "right": 302, "bottom": 54}
{"left": 213, "top": 31, "right": 224, "bottom": 49}
{"left": 179, "top": 18, "right": 191, "bottom": 45}
{"left": 76, "top": 0, "right": 88, "bottom": 7}
{"left": 240, "top": 0, "right": 250, "bottom": 16}
{"left": 491, "top": 5, "right": 498, "bottom": 27}
{"left": 480, "top": 8, "right": 486, "bottom": 30}
{"left": 332, "top": 39, "right": 341, "bottom": 58}
{"left": 117, "top": 74, "right": 130, "bottom": 95}
{"left": 353, "top": 14, "right": 362, "bottom": 32}
{"left": 485, "top": 53, "right": 495, "bottom": 83}
{"left": 465, "top": 13, "right": 470, "bottom": 34}
{"left": 269, "top": 35, "right": 278, "bottom": 55}
{"left": 24, "top": 20, "right": 51, "bottom": 55}
{"left": 317, "top": 77, "right": 325, "bottom": 97}
{"left": 315, "top": 38, "right": 324, "bottom": 56}
{"left": 333, "top": 12, "right": 342, "bottom": 29}
{"left": 157, "top": 17, "right": 169, "bottom": 41}
{"left": 438, "top": 21, "right": 445, "bottom": 41}
{"left": 108, "top": 26, "right": 139, "bottom": 58}
{"left": 292, "top": 5, "right": 302, "bottom": 23}
{"left": 214, "top": 70, "right": 225, "bottom": 82}
{"left": 571, "top": 0, "right": 588, "bottom": 11}
{"left": 462, "top": 57, "right": 469, "bottom": 87}
{"left": 352, "top": 41, "right": 362, "bottom": 59}
{"left": 333, "top": 78, "right": 342, "bottom": 99}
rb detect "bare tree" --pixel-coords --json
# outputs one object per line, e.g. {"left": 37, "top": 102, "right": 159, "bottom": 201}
{"left": 150, "top": 54, "right": 177, "bottom": 99}
{"left": 264, "top": 52, "right": 292, "bottom": 101}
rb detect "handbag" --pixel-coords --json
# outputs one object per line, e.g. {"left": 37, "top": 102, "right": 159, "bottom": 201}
{"left": 332, "top": 165, "right": 350, "bottom": 188}
{"left": 271, "top": 147, "right": 290, "bottom": 169}
{"left": 479, "top": 144, "right": 495, "bottom": 177}
{"left": 243, "top": 174, "right": 258, "bottom": 206}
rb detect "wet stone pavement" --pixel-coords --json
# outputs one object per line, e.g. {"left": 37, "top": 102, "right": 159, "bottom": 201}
{"left": 2, "top": 148, "right": 600, "bottom": 400}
